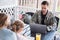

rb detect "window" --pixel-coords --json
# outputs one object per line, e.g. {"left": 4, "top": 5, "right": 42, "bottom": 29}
{"left": 56, "top": 0, "right": 60, "bottom": 12}
{"left": 19, "top": 0, "right": 60, "bottom": 11}
{"left": 19, "top": 0, "right": 37, "bottom": 8}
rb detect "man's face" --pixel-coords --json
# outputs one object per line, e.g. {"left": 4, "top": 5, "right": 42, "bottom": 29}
{"left": 41, "top": 5, "right": 48, "bottom": 15}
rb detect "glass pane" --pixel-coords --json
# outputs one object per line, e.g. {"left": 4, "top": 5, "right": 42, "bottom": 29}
{"left": 38, "top": 0, "right": 42, "bottom": 10}
{"left": 56, "top": 0, "right": 60, "bottom": 11}
{"left": 19, "top": 0, "right": 37, "bottom": 8}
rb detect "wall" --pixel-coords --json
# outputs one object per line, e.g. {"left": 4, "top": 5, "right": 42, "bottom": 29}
{"left": 0, "top": 0, "right": 18, "bottom": 7}
{"left": 0, "top": 0, "right": 19, "bottom": 22}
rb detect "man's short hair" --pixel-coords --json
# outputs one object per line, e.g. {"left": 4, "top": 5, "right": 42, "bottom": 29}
{"left": 41, "top": 1, "right": 49, "bottom": 6}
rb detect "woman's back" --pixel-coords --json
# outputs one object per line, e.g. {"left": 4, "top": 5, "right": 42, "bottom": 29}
{"left": 0, "top": 28, "right": 17, "bottom": 40}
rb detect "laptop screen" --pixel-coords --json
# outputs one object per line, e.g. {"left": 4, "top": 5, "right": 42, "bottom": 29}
{"left": 30, "top": 23, "right": 47, "bottom": 37}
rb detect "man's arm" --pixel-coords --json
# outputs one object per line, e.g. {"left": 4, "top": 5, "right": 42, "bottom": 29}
{"left": 30, "top": 12, "right": 38, "bottom": 23}
{"left": 47, "top": 17, "right": 57, "bottom": 31}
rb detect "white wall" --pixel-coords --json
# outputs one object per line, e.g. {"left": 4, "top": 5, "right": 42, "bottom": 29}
{"left": 0, "top": 0, "right": 18, "bottom": 7}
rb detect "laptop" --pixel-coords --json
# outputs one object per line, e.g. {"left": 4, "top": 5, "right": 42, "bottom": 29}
{"left": 30, "top": 23, "right": 47, "bottom": 37}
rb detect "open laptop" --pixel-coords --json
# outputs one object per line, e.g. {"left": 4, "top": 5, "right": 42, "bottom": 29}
{"left": 30, "top": 23, "right": 47, "bottom": 37}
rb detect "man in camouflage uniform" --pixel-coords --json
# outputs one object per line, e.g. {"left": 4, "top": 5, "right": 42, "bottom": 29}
{"left": 31, "top": 1, "right": 57, "bottom": 31}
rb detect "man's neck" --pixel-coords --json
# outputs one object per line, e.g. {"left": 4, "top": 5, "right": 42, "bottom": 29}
{"left": 42, "top": 10, "right": 48, "bottom": 15}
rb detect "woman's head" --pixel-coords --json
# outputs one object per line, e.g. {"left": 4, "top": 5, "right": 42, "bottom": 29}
{"left": 0, "top": 13, "right": 10, "bottom": 27}
{"left": 11, "top": 20, "right": 24, "bottom": 33}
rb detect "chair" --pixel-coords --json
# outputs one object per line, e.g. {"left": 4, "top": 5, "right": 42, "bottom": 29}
{"left": 26, "top": 12, "right": 34, "bottom": 17}
{"left": 55, "top": 16, "right": 59, "bottom": 30}
{"left": 54, "top": 16, "right": 59, "bottom": 40}
{"left": 22, "top": 12, "right": 34, "bottom": 24}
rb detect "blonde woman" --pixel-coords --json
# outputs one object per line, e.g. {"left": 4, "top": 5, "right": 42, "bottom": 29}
{"left": 11, "top": 20, "right": 31, "bottom": 40}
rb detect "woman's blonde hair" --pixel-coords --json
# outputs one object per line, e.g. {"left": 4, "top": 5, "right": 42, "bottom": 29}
{"left": 11, "top": 20, "right": 24, "bottom": 32}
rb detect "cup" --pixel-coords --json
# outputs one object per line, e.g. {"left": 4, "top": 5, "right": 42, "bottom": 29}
{"left": 36, "top": 33, "right": 41, "bottom": 40}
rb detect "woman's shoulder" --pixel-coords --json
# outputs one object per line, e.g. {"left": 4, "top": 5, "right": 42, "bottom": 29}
{"left": 6, "top": 29, "right": 17, "bottom": 37}
{"left": 1, "top": 28, "right": 16, "bottom": 36}
{"left": 0, "top": 28, "right": 17, "bottom": 40}
{"left": 3, "top": 28, "right": 15, "bottom": 34}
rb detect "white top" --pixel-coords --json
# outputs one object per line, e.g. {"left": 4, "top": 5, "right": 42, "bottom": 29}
{"left": 17, "top": 33, "right": 32, "bottom": 40}
{"left": 0, "top": 28, "right": 17, "bottom": 40}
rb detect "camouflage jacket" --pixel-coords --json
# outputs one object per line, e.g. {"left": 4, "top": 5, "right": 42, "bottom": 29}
{"left": 31, "top": 10, "right": 57, "bottom": 31}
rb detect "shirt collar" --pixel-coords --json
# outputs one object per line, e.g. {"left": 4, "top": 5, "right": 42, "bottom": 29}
{"left": 41, "top": 10, "right": 48, "bottom": 16}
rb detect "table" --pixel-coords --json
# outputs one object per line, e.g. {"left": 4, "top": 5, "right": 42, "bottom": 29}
{"left": 21, "top": 24, "right": 56, "bottom": 40}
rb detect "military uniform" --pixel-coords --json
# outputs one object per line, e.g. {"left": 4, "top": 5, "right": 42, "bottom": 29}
{"left": 31, "top": 10, "right": 57, "bottom": 31}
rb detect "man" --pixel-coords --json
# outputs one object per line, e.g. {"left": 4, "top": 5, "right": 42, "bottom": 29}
{"left": 31, "top": 1, "right": 57, "bottom": 31}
